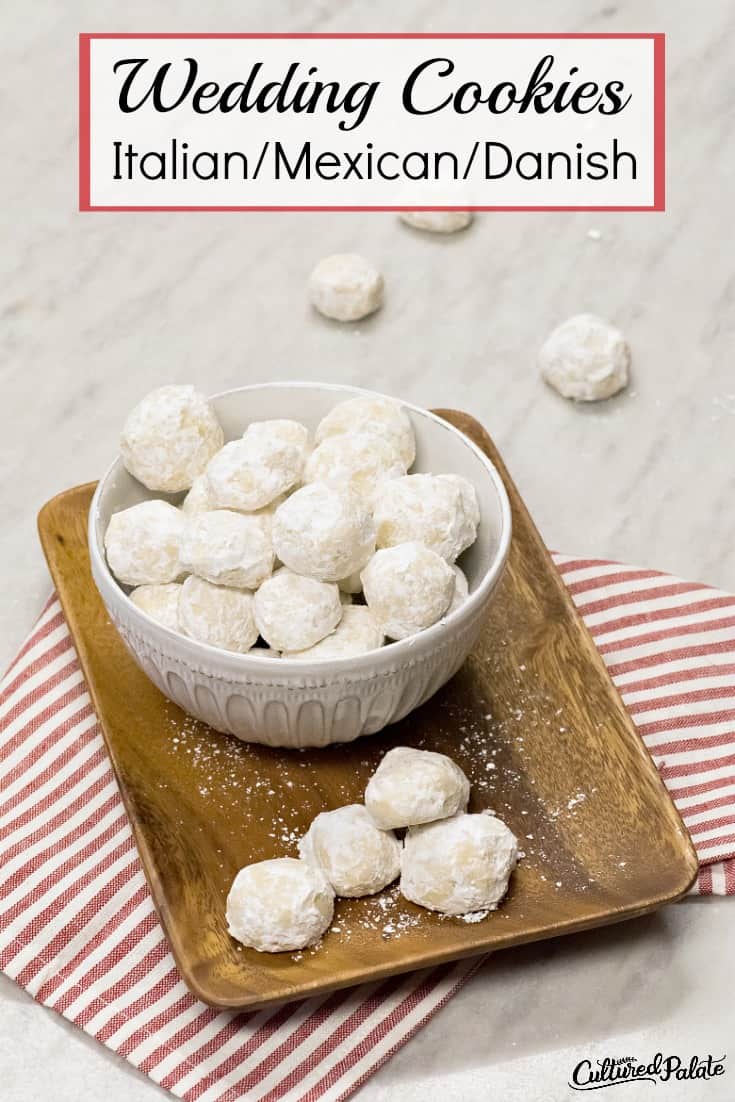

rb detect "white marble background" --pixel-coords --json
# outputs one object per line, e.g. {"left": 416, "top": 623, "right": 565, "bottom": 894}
{"left": 2, "top": 1, "right": 734, "bottom": 1099}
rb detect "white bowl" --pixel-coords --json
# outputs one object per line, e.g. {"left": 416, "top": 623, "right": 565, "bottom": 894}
{"left": 89, "top": 383, "right": 511, "bottom": 748}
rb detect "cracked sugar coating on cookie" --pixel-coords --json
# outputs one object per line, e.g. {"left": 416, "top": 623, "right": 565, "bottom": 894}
{"left": 272, "top": 482, "right": 376, "bottom": 582}
{"left": 120, "top": 385, "right": 224, "bottom": 493}
{"left": 361, "top": 542, "right": 454, "bottom": 640}
{"left": 254, "top": 569, "right": 342, "bottom": 652}
{"left": 283, "top": 606, "right": 383, "bottom": 660}
{"left": 205, "top": 423, "right": 306, "bottom": 512}
{"left": 315, "top": 397, "right": 416, "bottom": 468}
{"left": 179, "top": 510, "right": 273, "bottom": 588}
{"left": 299, "top": 804, "right": 401, "bottom": 897}
{"left": 178, "top": 575, "right": 258, "bottom": 653}
{"left": 129, "top": 583, "right": 182, "bottom": 632}
{"left": 400, "top": 210, "right": 473, "bottom": 234}
{"left": 365, "top": 746, "right": 470, "bottom": 830}
{"left": 309, "top": 253, "right": 383, "bottom": 322}
{"left": 539, "top": 313, "right": 630, "bottom": 402}
{"left": 400, "top": 811, "right": 518, "bottom": 915}
{"left": 374, "top": 475, "right": 478, "bottom": 563}
{"left": 105, "top": 500, "right": 184, "bottom": 587}
{"left": 447, "top": 563, "right": 469, "bottom": 614}
{"left": 226, "top": 857, "right": 334, "bottom": 952}
{"left": 304, "top": 432, "right": 406, "bottom": 503}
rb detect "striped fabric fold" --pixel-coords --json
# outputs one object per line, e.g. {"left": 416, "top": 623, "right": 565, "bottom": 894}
{"left": 1, "top": 555, "right": 733, "bottom": 1102}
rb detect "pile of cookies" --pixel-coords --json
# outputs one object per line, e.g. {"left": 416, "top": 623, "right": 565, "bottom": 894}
{"left": 104, "top": 385, "right": 481, "bottom": 658}
{"left": 226, "top": 746, "right": 518, "bottom": 953}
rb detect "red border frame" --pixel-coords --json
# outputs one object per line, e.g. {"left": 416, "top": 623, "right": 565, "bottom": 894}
{"left": 78, "top": 32, "right": 665, "bottom": 213}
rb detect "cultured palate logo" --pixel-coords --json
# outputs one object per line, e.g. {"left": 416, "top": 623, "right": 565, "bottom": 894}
{"left": 569, "top": 1053, "right": 727, "bottom": 1091}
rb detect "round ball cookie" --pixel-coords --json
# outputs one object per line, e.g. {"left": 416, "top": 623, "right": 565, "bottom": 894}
{"left": 437, "top": 473, "right": 481, "bottom": 533}
{"left": 374, "top": 475, "right": 478, "bottom": 563}
{"left": 226, "top": 857, "right": 334, "bottom": 952}
{"left": 304, "top": 433, "right": 406, "bottom": 503}
{"left": 315, "top": 397, "right": 415, "bottom": 468}
{"left": 448, "top": 564, "right": 469, "bottom": 614}
{"left": 400, "top": 210, "right": 473, "bottom": 234}
{"left": 365, "top": 746, "right": 470, "bottom": 830}
{"left": 244, "top": 419, "right": 311, "bottom": 465}
{"left": 299, "top": 804, "right": 401, "bottom": 897}
{"left": 308, "top": 253, "right": 383, "bottom": 322}
{"left": 120, "top": 385, "right": 223, "bottom": 493}
{"left": 539, "top": 313, "right": 630, "bottom": 402}
{"left": 205, "top": 426, "right": 305, "bottom": 513}
{"left": 181, "top": 473, "right": 215, "bottom": 515}
{"left": 129, "top": 583, "right": 182, "bottom": 632}
{"left": 179, "top": 510, "right": 273, "bottom": 589}
{"left": 178, "top": 575, "right": 258, "bottom": 653}
{"left": 254, "top": 569, "right": 342, "bottom": 653}
{"left": 400, "top": 811, "right": 518, "bottom": 915}
{"left": 272, "top": 482, "right": 376, "bottom": 583}
{"left": 105, "top": 500, "right": 184, "bottom": 587}
{"left": 362, "top": 542, "right": 454, "bottom": 640}
{"left": 283, "top": 606, "right": 383, "bottom": 660}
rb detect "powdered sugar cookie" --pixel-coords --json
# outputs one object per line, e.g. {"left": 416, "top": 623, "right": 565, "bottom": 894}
{"left": 400, "top": 210, "right": 473, "bottom": 234}
{"left": 129, "top": 583, "right": 182, "bottom": 632}
{"left": 283, "top": 606, "right": 383, "bottom": 660}
{"left": 120, "top": 385, "right": 223, "bottom": 493}
{"left": 374, "top": 474, "right": 478, "bottom": 563}
{"left": 272, "top": 482, "right": 375, "bottom": 583}
{"left": 400, "top": 811, "right": 518, "bottom": 915}
{"left": 105, "top": 500, "right": 184, "bottom": 587}
{"left": 304, "top": 432, "right": 406, "bottom": 503}
{"left": 299, "top": 804, "right": 400, "bottom": 896}
{"left": 365, "top": 746, "right": 470, "bottom": 830}
{"left": 179, "top": 510, "right": 273, "bottom": 589}
{"left": 226, "top": 858, "right": 334, "bottom": 952}
{"left": 315, "top": 396, "right": 415, "bottom": 468}
{"left": 539, "top": 314, "right": 630, "bottom": 402}
{"left": 361, "top": 542, "right": 454, "bottom": 640}
{"left": 206, "top": 424, "right": 305, "bottom": 512}
{"left": 178, "top": 575, "right": 258, "bottom": 653}
{"left": 309, "top": 254, "right": 383, "bottom": 322}
{"left": 254, "top": 569, "right": 342, "bottom": 653}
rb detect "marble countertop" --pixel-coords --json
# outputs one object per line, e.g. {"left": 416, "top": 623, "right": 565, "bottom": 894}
{"left": 2, "top": 1, "right": 734, "bottom": 1099}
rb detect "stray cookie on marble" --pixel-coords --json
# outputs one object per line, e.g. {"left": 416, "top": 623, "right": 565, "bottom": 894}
{"left": 400, "top": 210, "right": 473, "bottom": 234}
{"left": 308, "top": 254, "right": 383, "bottom": 322}
{"left": 539, "top": 314, "right": 630, "bottom": 401}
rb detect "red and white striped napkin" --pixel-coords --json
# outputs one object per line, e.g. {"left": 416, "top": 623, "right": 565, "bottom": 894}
{"left": 1, "top": 556, "right": 733, "bottom": 1102}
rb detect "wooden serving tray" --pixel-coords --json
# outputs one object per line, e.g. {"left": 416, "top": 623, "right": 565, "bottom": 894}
{"left": 37, "top": 411, "right": 698, "bottom": 1010}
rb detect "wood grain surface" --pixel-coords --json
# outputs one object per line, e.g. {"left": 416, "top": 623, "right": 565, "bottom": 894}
{"left": 37, "top": 411, "right": 698, "bottom": 1010}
